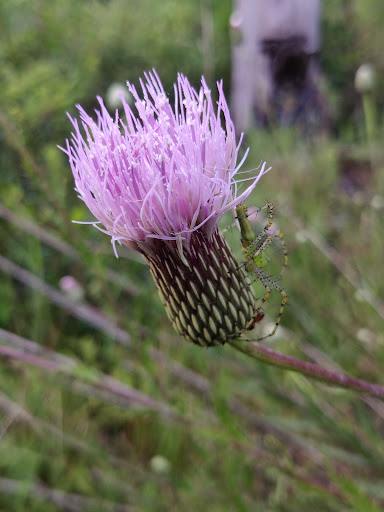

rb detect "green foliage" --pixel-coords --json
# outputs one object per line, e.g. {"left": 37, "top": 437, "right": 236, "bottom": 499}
{"left": 322, "top": 0, "right": 384, "bottom": 132}
{"left": 1, "top": 1, "right": 384, "bottom": 510}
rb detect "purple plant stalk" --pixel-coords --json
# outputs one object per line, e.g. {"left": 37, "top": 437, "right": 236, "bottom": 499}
{"left": 62, "top": 70, "right": 384, "bottom": 398}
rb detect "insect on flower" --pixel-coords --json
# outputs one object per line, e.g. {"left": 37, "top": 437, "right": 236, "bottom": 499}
{"left": 235, "top": 201, "right": 287, "bottom": 340}
{"left": 62, "top": 69, "right": 285, "bottom": 347}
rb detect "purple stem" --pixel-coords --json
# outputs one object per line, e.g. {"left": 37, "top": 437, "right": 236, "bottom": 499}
{"left": 229, "top": 339, "right": 384, "bottom": 398}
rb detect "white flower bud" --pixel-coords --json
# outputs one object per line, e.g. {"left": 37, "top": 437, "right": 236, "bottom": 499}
{"left": 150, "top": 455, "right": 171, "bottom": 475}
{"left": 106, "top": 82, "right": 132, "bottom": 110}
{"left": 355, "top": 64, "right": 376, "bottom": 93}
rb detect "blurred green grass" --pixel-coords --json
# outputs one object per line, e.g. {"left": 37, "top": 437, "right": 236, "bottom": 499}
{"left": 1, "top": 0, "right": 384, "bottom": 510}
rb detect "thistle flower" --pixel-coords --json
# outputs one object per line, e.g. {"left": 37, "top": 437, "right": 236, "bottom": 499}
{"left": 63, "top": 70, "right": 269, "bottom": 347}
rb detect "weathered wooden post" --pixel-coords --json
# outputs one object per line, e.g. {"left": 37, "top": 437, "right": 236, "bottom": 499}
{"left": 230, "top": 0, "right": 326, "bottom": 133}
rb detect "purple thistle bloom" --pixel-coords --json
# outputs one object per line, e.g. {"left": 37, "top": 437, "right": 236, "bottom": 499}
{"left": 63, "top": 71, "right": 269, "bottom": 346}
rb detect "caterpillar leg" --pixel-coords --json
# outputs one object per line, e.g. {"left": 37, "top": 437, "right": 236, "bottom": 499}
{"left": 245, "top": 262, "right": 287, "bottom": 340}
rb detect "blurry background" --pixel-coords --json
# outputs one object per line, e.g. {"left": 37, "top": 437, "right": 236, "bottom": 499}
{"left": 1, "top": 0, "right": 384, "bottom": 510}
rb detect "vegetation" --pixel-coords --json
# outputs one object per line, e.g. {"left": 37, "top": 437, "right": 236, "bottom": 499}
{"left": 1, "top": 0, "right": 384, "bottom": 510}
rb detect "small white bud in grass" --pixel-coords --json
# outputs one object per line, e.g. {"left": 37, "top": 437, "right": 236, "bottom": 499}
{"left": 59, "top": 276, "right": 84, "bottom": 302}
{"left": 355, "top": 63, "right": 376, "bottom": 94}
{"left": 106, "top": 82, "right": 132, "bottom": 110}
{"left": 150, "top": 455, "right": 171, "bottom": 475}
{"left": 371, "top": 195, "right": 384, "bottom": 210}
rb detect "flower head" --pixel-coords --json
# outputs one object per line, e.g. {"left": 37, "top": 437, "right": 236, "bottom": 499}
{"left": 63, "top": 70, "right": 267, "bottom": 259}
{"left": 63, "top": 71, "right": 269, "bottom": 346}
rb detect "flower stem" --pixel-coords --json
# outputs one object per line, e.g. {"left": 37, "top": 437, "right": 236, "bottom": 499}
{"left": 362, "top": 92, "right": 376, "bottom": 145}
{"left": 229, "top": 339, "right": 384, "bottom": 398}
